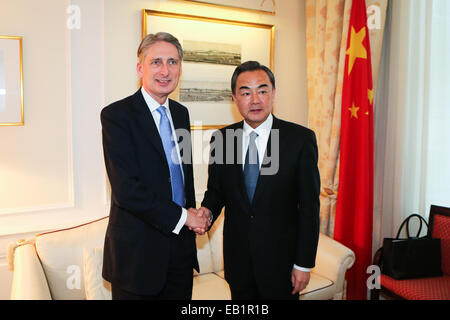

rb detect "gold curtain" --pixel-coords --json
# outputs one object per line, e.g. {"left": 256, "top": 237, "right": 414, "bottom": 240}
{"left": 305, "top": 0, "right": 388, "bottom": 236}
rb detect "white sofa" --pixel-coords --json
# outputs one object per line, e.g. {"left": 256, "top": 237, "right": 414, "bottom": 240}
{"left": 8, "top": 213, "right": 355, "bottom": 300}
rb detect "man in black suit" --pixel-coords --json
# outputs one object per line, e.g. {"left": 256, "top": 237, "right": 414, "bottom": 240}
{"left": 101, "top": 32, "right": 210, "bottom": 300}
{"left": 198, "top": 61, "right": 320, "bottom": 300}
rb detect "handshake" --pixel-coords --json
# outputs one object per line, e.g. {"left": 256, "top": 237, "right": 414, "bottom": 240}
{"left": 185, "top": 207, "right": 212, "bottom": 235}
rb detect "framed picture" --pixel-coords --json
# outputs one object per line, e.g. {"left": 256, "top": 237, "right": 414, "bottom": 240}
{"left": 142, "top": 10, "right": 275, "bottom": 130}
{"left": 0, "top": 36, "right": 24, "bottom": 126}
{"left": 177, "top": 0, "right": 276, "bottom": 15}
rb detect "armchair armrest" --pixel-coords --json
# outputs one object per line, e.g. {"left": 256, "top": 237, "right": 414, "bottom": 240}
{"left": 312, "top": 234, "right": 355, "bottom": 298}
{"left": 10, "top": 243, "right": 52, "bottom": 300}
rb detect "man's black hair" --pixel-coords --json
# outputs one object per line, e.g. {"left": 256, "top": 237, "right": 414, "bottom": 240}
{"left": 231, "top": 61, "right": 275, "bottom": 94}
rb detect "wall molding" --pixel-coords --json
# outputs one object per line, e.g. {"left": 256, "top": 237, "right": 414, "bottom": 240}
{"left": 0, "top": 202, "right": 75, "bottom": 217}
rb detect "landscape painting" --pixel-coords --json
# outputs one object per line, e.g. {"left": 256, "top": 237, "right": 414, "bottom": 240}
{"left": 183, "top": 40, "right": 241, "bottom": 66}
{"left": 180, "top": 80, "right": 231, "bottom": 103}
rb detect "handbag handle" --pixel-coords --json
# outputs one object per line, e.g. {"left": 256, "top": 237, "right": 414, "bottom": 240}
{"left": 395, "top": 214, "right": 429, "bottom": 239}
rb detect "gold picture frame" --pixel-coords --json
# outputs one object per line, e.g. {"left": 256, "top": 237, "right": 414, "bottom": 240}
{"left": 174, "top": 0, "right": 276, "bottom": 15}
{"left": 142, "top": 9, "right": 275, "bottom": 130}
{"left": 0, "top": 36, "right": 24, "bottom": 126}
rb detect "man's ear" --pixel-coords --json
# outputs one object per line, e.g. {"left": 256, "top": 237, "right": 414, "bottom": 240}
{"left": 136, "top": 62, "right": 143, "bottom": 78}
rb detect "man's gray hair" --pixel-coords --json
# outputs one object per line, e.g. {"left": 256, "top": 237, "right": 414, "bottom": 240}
{"left": 137, "top": 32, "right": 183, "bottom": 62}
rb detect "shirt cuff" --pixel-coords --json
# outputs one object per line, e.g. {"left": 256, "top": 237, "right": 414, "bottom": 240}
{"left": 294, "top": 264, "right": 311, "bottom": 272}
{"left": 172, "top": 208, "right": 187, "bottom": 235}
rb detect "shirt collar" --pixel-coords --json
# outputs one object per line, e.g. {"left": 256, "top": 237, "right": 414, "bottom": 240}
{"left": 141, "top": 87, "right": 169, "bottom": 112}
{"left": 243, "top": 113, "right": 273, "bottom": 137}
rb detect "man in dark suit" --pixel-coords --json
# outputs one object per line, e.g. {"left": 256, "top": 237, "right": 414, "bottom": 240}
{"left": 101, "top": 32, "right": 210, "bottom": 300}
{"left": 198, "top": 61, "right": 321, "bottom": 300}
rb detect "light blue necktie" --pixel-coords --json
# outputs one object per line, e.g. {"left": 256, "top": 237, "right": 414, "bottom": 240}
{"left": 243, "top": 131, "right": 259, "bottom": 204}
{"left": 157, "top": 106, "right": 185, "bottom": 207}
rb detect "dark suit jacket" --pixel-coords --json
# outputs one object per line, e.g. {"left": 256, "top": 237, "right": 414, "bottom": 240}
{"left": 100, "top": 89, "right": 197, "bottom": 295}
{"left": 201, "top": 115, "right": 320, "bottom": 297}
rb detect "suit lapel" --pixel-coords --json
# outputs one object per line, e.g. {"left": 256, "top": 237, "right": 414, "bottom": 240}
{"left": 132, "top": 90, "right": 166, "bottom": 161}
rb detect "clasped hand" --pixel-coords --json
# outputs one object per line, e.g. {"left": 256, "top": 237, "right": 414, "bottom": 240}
{"left": 185, "top": 207, "right": 212, "bottom": 235}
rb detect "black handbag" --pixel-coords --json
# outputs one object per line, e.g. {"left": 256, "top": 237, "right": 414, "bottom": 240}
{"left": 382, "top": 214, "right": 443, "bottom": 280}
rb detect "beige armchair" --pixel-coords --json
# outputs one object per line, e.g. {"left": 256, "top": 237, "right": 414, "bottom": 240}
{"left": 8, "top": 214, "right": 355, "bottom": 300}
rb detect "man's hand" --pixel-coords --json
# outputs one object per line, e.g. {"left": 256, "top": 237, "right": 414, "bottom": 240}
{"left": 198, "top": 207, "right": 212, "bottom": 222}
{"left": 189, "top": 207, "right": 212, "bottom": 235}
{"left": 185, "top": 208, "right": 209, "bottom": 235}
{"left": 291, "top": 268, "right": 310, "bottom": 295}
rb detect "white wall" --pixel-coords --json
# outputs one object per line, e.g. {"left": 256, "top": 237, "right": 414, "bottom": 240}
{"left": 0, "top": 0, "right": 308, "bottom": 299}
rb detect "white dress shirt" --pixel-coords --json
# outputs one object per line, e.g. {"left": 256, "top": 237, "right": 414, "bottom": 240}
{"left": 242, "top": 114, "right": 273, "bottom": 170}
{"left": 242, "top": 114, "right": 310, "bottom": 273}
{"left": 141, "top": 87, "right": 187, "bottom": 235}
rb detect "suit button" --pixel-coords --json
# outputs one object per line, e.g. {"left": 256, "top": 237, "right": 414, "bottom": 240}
{"left": 250, "top": 215, "right": 254, "bottom": 219}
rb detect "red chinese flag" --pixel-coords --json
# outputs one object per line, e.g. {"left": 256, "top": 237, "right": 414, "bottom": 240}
{"left": 334, "top": 0, "right": 374, "bottom": 300}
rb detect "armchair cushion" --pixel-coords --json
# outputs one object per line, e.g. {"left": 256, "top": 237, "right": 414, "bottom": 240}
{"left": 34, "top": 217, "right": 108, "bottom": 299}
{"left": 192, "top": 273, "right": 231, "bottom": 300}
{"left": 380, "top": 274, "right": 450, "bottom": 300}
{"left": 299, "top": 273, "right": 334, "bottom": 300}
{"left": 83, "top": 246, "right": 112, "bottom": 300}
{"left": 194, "top": 233, "right": 214, "bottom": 276}
{"left": 207, "top": 213, "right": 224, "bottom": 272}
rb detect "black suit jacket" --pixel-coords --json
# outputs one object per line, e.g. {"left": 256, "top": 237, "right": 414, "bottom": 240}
{"left": 100, "top": 89, "right": 197, "bottom": 295}
{"left": 201, "top": 116, "right": 320, "bottom": 297}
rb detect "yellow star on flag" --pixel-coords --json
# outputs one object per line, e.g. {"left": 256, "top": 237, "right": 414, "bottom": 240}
{"left": 346, "top": 26, "right": 367, "bottom": 75}
{"left": 349, "top": 103, "right": 360, "bottom": 119}
{"left": 368, "top": 89, "right": 374, "bottom": 105}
